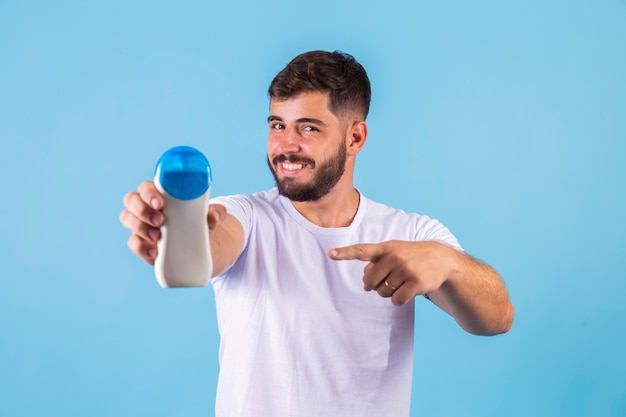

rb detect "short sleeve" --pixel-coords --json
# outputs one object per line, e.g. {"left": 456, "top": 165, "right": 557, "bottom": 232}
{"left": 413, "top": 215, "right": 464, "bottom": 253}
{"left": 210, "top": 194, "right": 254, "bottom": 251}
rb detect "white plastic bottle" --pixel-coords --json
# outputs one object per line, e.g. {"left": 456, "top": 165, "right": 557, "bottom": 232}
{"left": 153, "top": 146, "right": 213, "bottom": 288}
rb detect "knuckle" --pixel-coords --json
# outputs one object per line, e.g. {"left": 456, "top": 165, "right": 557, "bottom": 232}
{"left": 388, "top": 250, "right": 404, "bottom": 264}
{"left": 128, "top": 235, "right": 157, "bottom": 261}
{"left": 124, "top": 212, "right": 142, "bottom": 234}
{"left": 363, "top": 277, "right": 376, "bottom": 291}
{"left": 396, "top": 265, "right": 413, "bottom": 281}
{"left": 391, "top": 292, "right": 408, "bottom": 306}
{"left": 128, "top": 235, "right": 142, "bottom": 251}
{"left": 376, "top": 286, "right": 390, "bottom": 298}
{"left": 122, "top": 192, "right": 131, "bottom": 206}
{"left": 127, "top": 235, "right": 141, "bottom": 253}
{"left": 138, "top": 223, "right": 151, "bottom": 240}
{"left": 125, "top": 192, "right": 150, "bottom": 219}
{"left": 351, "top": 244, "right": 365, "bottom": 257}
{"left": 119, "top": 209, "right": 129, "bottom": 226}
{"left": 137, "top": 205, "right": 158, "bottom": 225}
{"left": 138, "top": 181, "right": 152, "bottom": 193}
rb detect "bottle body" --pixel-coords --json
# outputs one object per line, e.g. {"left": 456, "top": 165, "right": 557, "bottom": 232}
{"left": 154, "top": 181, "right": 212, "bottom": 287}
{"left": 152, "top": 146, "right": 213, "bottom": 288}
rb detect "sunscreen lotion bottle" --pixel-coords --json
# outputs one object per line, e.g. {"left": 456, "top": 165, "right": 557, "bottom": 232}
{"left": 153, "top": 146, "right": 213, "bottom": 288}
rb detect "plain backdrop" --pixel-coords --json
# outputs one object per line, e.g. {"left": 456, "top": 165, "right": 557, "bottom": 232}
{"left": 1, "top": 1, "right": 625, "bottom": 416}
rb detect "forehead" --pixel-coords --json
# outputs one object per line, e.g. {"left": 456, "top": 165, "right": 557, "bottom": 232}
{"left": 269, "top": 91, "right": 337, "bottom": 122}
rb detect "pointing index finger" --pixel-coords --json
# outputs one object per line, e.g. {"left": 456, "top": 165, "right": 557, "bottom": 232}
{"left": 328, "top": 243, "right": 385, "bottom": 262}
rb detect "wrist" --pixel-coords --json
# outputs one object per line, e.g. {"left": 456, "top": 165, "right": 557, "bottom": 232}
{"left": 436, "top": 241, "right": 463, "bottom": 286}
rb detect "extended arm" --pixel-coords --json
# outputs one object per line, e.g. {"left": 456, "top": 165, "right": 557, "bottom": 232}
{"left": 205, "top": 204, "right": 245, "bottom": 277}
{"left": 422, "top": 245, "right": 514, "bottom": 335}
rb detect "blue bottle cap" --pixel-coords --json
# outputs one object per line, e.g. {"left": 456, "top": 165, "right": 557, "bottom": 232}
{"left": 155, "top": 146, "right": 212, "bottom": 200}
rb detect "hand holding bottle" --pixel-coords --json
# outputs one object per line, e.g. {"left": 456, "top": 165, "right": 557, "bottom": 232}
{"left": 120, "top": 146, "right": 218, "bottom": 288}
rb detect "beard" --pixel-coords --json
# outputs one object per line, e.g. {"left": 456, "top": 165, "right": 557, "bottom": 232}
{"left": 267, "top": 140, "right": 347, "bottom": 202}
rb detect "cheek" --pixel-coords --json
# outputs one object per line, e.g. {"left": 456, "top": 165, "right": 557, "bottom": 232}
{"left": 267, "top": 134, "right": 283, "bottom": 153}
{"left": 267, "top": 138, "right": 277, "bottom": 156}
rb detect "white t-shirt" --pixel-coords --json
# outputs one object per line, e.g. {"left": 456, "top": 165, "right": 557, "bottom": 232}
{"left": 210, "top": 188, "right": 462, "bottom": 417}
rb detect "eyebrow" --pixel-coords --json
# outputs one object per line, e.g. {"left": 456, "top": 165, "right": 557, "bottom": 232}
{"left": 267, "top": 115, "right": 327, "bottom": 127}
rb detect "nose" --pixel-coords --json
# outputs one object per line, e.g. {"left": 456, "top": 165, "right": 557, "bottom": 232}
{"left": 273, "top": 127, "right": 301, "bottom": 154}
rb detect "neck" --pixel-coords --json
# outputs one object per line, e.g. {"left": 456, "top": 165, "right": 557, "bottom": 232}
{"left": 290, "top": 183, "right": 360, "bottom": 228}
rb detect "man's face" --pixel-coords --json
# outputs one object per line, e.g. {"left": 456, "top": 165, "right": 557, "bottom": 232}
{"left": 266, "top": 91, "right": 347, "bottom": 202}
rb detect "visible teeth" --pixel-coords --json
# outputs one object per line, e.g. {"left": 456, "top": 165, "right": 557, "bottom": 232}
{"left": 282, "top": 162, "right": 304, "bottom": 170}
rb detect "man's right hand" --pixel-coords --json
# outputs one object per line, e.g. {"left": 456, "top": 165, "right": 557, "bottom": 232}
{"left": 119, "top": 181, "right": 230, "bottom": 266}
{"left": 119, "top": 181, "right": 164, "bottom": 265}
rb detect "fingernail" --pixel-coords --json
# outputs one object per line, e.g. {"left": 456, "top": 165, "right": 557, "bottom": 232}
{"left": 147, "top": 248, "right": 156, "bottom": 259}
{"left": 150, "top": 198, "right": 159, "bottom": 209}
{"left": 148, "top": 229, "right": 158, "bottom": 241}
{"left": 151, "top": 214, "right": 161, "bottom": 226}
{"left": 329, "top": 249, "right": 338, "bottom": 257}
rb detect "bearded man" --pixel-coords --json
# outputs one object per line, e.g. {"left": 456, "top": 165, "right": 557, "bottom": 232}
{"left": 120, "top": 50, "right": 514, "bottom": 417}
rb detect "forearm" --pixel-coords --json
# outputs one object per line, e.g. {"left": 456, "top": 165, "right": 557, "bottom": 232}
{"left": 210, "top": 214, "right": 245, "bottom": 277}
{"left": 428, "top": 246, "right": 514, "bottom": 336}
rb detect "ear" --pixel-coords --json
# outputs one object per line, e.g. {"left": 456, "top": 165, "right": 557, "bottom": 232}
{"left": 346, "top": 121, "right": 368, "bottom": 156}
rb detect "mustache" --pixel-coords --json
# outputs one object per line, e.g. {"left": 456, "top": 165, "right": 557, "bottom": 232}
{"left": 272, "top": 154, "right": 315, "bottom": 167}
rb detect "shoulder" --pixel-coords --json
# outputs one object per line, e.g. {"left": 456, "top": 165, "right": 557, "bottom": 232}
{"left": 361, "top": 194, "right": 424, "bottom": 227}
{"left": 360, "top": 194, "right": 463, "bottom": 250}
{"left": 210, "top": 188, "right": 283, "bottom": 227}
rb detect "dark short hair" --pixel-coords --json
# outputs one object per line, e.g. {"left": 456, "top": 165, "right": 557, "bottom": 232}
{"left": 268, "top": 50, "right": 371, "bottom": 121}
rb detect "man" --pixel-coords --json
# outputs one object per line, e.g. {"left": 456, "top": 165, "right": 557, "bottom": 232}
{"left": 120, "top": 50, "right": 514, "bottom": 417}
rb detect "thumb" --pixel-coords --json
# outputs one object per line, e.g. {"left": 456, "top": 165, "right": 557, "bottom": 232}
{"left": 328, "top": 243, "right": 384, "bottom": 262}
{"left": 207, "top": 204, "right": 227, "bottom": 231}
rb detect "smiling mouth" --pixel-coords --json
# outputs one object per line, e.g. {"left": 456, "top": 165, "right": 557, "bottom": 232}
{"left": 273, "top": 155, "right": 315, "bottom": 170}
{"left": 281, "top": 162, "right": 306, "bottom": 171}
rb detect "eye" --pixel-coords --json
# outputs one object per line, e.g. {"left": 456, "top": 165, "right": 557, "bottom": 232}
{"left": 302, "top": 125, "right": 319, "bottom": 132}
{"left": 270, "top": 122, "right": 284, "bottom": 130}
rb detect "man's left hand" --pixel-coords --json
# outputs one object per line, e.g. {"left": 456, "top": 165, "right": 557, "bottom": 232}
{"left": 329, "top": 240, "right": 457, "bottom": 306}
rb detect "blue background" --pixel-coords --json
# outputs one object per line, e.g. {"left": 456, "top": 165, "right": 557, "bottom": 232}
{"left": 1, "top": 1, "right": 625, "bottom": 416}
